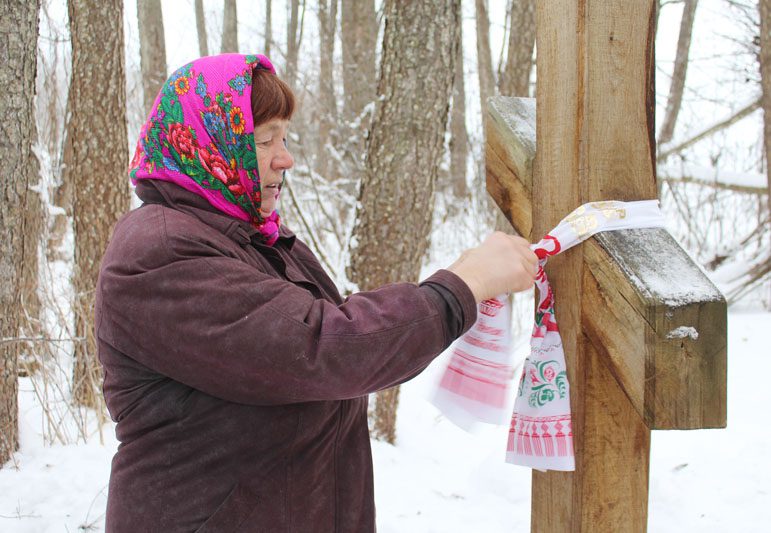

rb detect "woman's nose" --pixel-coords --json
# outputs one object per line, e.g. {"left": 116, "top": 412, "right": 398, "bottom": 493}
{"left": 273, "top": 144, "right": 294, "bottom": 171}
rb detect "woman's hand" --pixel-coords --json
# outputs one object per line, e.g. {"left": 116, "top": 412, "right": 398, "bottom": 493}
{"left": 446, "top": 232, "right": 537, "bottom": 302}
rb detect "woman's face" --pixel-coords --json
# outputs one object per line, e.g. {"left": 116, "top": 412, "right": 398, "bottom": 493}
{"left": 254, "top": 118, "right": 294, "bottom": 216}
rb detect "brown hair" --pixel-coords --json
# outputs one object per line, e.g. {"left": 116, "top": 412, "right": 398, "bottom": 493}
{"left": 250, "top": 68, "right": 296, "bottom": 126}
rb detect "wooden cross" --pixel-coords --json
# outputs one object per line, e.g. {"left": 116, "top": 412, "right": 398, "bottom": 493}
{"left": 484, "top": 2, "right": 727, "bottom": 531}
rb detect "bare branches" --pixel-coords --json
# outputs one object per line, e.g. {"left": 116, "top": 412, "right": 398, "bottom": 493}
{"left": 657, "top": 98, "right": 761, "bottom": 161}
{"left": 658, "top": 0, "right": 699, "bottom": 146}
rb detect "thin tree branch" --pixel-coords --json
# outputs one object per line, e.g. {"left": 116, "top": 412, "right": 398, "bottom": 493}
{"left": 658, "top": 0, "right": 699, "bottom": 146}
{"left": 657, "top": 98, "right": 761, "bottom": 161}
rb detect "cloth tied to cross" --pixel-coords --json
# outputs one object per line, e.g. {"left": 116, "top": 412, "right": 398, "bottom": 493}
{"left": 432, "top": 200, "right": 666, "bottom": 471}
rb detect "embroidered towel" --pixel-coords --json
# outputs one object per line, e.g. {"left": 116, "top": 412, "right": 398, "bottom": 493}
{"left": 432, "top": 200, "right": 667, "bottom": 471}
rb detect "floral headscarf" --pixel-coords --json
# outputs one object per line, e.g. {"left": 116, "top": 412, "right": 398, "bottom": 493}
{"left": 130, "top": 53, "right": 281, "bottom": 245}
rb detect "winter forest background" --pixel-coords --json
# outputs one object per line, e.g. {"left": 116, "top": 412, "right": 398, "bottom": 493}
{"left": 1, "top": 0, "right": 769, "bottom": 531}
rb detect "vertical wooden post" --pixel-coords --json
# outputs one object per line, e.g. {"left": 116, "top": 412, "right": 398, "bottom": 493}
{"left": 486, "top": 2, "right": 726, "bottom": 531}
{"left": 531, "top": 1, "right": 657, "bottom": 531}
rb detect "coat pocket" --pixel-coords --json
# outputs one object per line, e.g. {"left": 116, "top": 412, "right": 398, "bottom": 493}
{"left": 194, "top": 483, "right": 259, "bottom": 533}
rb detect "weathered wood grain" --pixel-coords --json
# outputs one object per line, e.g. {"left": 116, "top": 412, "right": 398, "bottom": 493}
{"left": 485, "top": 96, "right": 535, "bottom": 240}
{"left": 529, "top": 1, "right": 661, "bottom": 532}
{"left": 579, "top": 339, "right": 650, "bottom": 532}
{"left": 530, "top": 1, "right": 583, "bottom": 529}
{"left": 583, "top": 229, "right": 727, "bottom": 429}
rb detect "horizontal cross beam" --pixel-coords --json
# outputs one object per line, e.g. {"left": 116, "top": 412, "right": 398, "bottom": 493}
{"left": 486, "top": 95, "right": 727, "bottom": 430}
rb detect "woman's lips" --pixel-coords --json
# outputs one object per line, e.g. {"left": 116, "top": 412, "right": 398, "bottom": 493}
{"left": 260, "top": 187, "right": 280, "bottom": 214}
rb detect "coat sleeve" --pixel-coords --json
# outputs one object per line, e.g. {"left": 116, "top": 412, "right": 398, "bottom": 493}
{"left": 96, "top": 209, "right": 477, "bottom": 405}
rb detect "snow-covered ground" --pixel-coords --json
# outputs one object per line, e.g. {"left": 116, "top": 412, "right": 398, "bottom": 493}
{"left": 1, "top": 310, "right": 769, "bottom": 532}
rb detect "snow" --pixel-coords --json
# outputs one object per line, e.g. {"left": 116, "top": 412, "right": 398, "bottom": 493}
{"left": 488, "top": 96, "right": 536, "bottom": 156}
{"left": 659, "top": 162, "right": 767, "bottom": 191}
{"left": 2, "top": 311, "right": 770, "bottom": 532}
{"left": 7, "top": 0, "right": 766, "bottom": 530}
{"left": 666, "top": 326, "right": 699, "bottom": 340}
{"left": 597, "top": 229, "right": 725, "bottom": 308}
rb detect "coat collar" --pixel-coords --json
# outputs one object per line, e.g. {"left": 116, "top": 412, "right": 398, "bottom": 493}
{"left": 135, "top": 179, "right": 296, "bottom": 249}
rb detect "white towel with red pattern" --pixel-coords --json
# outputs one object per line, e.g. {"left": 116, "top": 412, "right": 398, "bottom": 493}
{"left": 432, "top": 200, "right": 666, "bottom": 471}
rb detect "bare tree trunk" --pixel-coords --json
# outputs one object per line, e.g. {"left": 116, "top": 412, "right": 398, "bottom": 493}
{"left": 137, "top": 0, "right": 166, "bottom": 115}
{"left": 318, "top": 0, "right": 338, "bottom": 181}
{"left": 66, "top": 0, "right": 129, "bottom": 408}
{"left": 195, "top": 0, "right": 209, "bottom": 56}
{"left": 265, "top": 0, "right": 272, "bottom": 56}
{"left": 499, "top": 0, "right": 535, "bottom": 97}
{"left": 761, "top": 0, "right": 771, "bottom": 212}
{"left": 475, "top": 0, "right": 510, "bottom": 231}
{"left": 0, "top": 0, "right": 40, "bottom": 466}
{"left": 658, "top": 0, "right": 698, "bottom": 146}
{"left": 475, "top": 0, "right": 495, "bottom": 114}
{"left": 285, "top": 0, "right": 303, "bottom": 88}
{"left": 450, "top": 20, "right": 469, "bottom": 199}
{"left": 349, "top": 0, "right": 460, "bottom": 444}
{"left": 221, "top": 0, "right": 238, "bottom": 53}
{"left": 42, "top": 0, "right": 70, "bottom": 264}
{"left": 341, "top": 0, "right": 376, "bottom": 122}
{"left": 341, "top": 0, "right": 376, "bottom": 190}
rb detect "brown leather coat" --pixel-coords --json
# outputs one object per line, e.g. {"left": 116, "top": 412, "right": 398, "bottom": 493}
{"left": 96, "top": 180, "right": 476, "bottom": 532}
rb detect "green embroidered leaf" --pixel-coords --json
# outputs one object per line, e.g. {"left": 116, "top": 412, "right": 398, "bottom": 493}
{"left": 161, "top": 81, "right": 175, "bottom": 98}
{"left": 528, "top": 393, "right": 538, "bottom": 408}
{"left": 556, "top": 372, "right": 568, "bottom": 398}
{"left": 168, "top": 100, "right": 184, "bottom": 123}
{"left": 151, "top": 150, "right": 164, "bottom": 166}
{"left": 538, "top": 388, "right": 556, "bottom": 405}
{"left": 243, "top": 150, "right": 257, "bottom": 170}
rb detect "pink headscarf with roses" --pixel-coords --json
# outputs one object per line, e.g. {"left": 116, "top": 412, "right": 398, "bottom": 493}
{"left": 129, "top": 53, "right": 281, "bottom": 245}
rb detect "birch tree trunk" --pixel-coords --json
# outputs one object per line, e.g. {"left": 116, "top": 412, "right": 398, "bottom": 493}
{"left": 760, "top": 0, "right": 771, "bottom": 212}
{"left": 349, "top": 0, "right": 460, "bottom": 444}
{"left": 66, "top": 0, "right": 129, "bottom": 408}
{"left": 195, "top": 0, "right": 208, "bottom": 57}
{"left": 318, "top": 0, "right": 338, "bottom": 181}
{"left": 221, "top": 0, "right": 238, "bottom": 53}
{"left": 499, "top": 0, "right": 535, "bottom": 97}
{"left": 658, "top": 0, "right": 698, "bottom": 146}
{"left": 137, "top": 0, "right": 167, "bottom": 114}
{"left": 0, "top": 0, "right": 40, "bottom": 467}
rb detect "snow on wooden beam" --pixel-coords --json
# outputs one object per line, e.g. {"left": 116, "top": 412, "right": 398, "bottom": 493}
{"left": 583, "top": 229, "right": 727, "bottom": 430}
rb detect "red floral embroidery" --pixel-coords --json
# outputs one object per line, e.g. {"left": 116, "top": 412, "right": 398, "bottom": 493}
{"left": 199, "top": 147, "right": 237, "bottom": 187}
{"left": 130, "top": 144, "right": 143, "bottom": 169}
{"left": 167, "top": 123, "right": 197, "bottom": 160}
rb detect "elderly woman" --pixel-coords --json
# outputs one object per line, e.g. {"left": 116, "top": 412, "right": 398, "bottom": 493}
{"left": 96, "top": 54, "right": 536, "bottom": 532}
